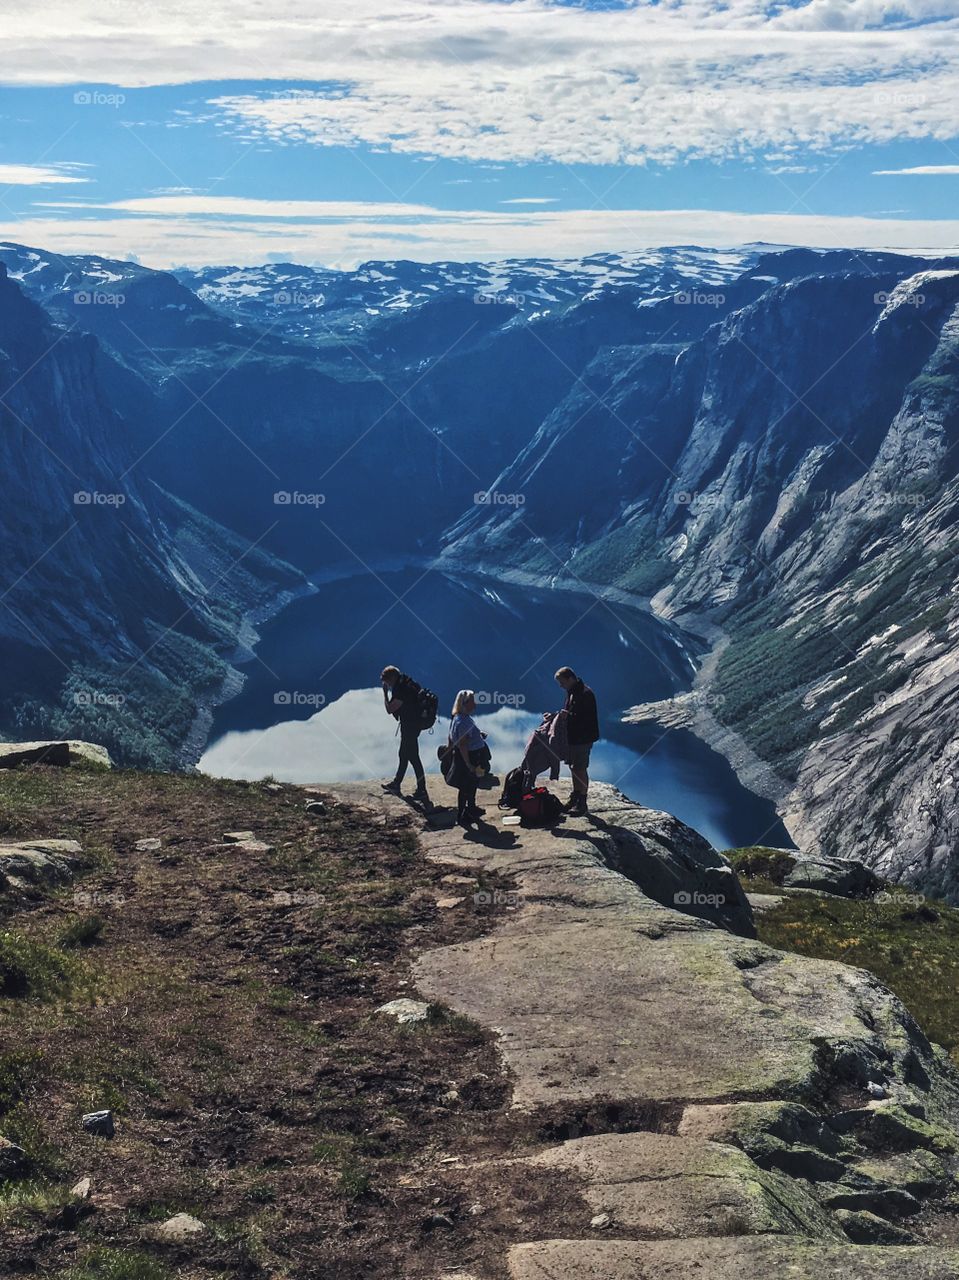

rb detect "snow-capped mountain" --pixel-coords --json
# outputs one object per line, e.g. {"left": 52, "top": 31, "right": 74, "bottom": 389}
{"left": 172, "top": 247, "right": 763, "bottom": 343}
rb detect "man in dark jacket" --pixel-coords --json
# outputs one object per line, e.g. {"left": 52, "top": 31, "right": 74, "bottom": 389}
{"left": 380, "top": 665, "right": 429, "bottom": 805}
{"left": 555, "top": 666, "right": 599, "bottom": 815}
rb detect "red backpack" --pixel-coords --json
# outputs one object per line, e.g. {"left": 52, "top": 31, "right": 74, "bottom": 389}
{"left": 518, "top": 787, "right": 563, "bottom": 826}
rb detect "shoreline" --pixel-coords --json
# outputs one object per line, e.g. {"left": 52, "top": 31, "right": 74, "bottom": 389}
{"left": 187, "top": 554, "right": 794, "bottom": 844}
{"left": 176, "top": 579, "right": 319, "bottom": 771}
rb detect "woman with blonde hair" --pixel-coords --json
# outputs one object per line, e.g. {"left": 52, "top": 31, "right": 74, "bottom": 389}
{"left": 447, "top": 689, "right": 486, "bottom": 827}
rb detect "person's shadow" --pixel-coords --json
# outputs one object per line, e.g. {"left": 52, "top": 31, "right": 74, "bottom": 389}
{"left": 462, "top": 819, "right": 519, "bottom": 848}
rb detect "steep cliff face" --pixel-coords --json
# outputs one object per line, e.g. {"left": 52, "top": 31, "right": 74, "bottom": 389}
{"left": 0, "top": 266, "right": 304, "bottom": 767}
{"left": 444, "top": 255, "right": 959, "bottom": 898}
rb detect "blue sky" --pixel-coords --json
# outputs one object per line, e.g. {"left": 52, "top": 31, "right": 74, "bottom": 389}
{"left": 2, "top": 0, "right": 959, "bottom": 267}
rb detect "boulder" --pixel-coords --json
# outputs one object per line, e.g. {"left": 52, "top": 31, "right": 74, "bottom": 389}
{"left": 507, "top": 1237, "right": 959, "bottom": 1278}
{"left": 516, "top": 1131, "right": 841, "bottom": 1239}
{"left": 81, "top": 1110, "right": 115, "bottom": 1138}
{"left": 0, "top": 839, "right": 83, "bottom": 889}
{"left": 376, "top": 998, "right": 432, "bottom": 1025}
{"left": 784, "top": 854, "right": 881, "bottom": 898}
{"left": 0, "top": 1136, "right": 28, "bottom": 1179}
{"left": 148, "top": 1212, "right": 207, "bottom": 1243}
{"left": 0, "top": 740, "right": 112, "bottom": 769}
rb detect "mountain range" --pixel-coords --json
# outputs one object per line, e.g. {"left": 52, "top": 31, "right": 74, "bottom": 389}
{"left": 2, "top": 238, "right": 958, "bottom": 897}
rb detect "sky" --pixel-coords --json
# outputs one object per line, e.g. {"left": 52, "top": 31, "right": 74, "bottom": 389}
{"left": 1, "top": 0, "right": 959, "bottom": 268}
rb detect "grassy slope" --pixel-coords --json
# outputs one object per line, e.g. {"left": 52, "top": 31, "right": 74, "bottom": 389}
{"left": 727, "top": 847, "right": 959, "bottom": 1065}
{"left": 0, "top": 766, "right": 581, "bottom": 1280}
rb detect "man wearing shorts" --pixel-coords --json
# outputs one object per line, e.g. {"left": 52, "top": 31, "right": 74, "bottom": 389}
{"left": 555, "top": 666, "right": 600, "bottom": 816}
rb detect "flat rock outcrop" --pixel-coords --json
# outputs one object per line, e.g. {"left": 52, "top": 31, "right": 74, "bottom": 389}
{"left": 329, "top": 778, "right": 959, "bottom": 1277}
{"left": 0, "top": 741, "right": 112, "bottom": 769}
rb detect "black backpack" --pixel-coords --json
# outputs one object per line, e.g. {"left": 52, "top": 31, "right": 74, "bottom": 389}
{"left": 395, "top": 675, "right": 438, "bottom": 732}
{"left": 499, "top": 767, "right": 529, "bottom": 810}
{"left": 415, "top": 685, "right": 439, "bottom": 731}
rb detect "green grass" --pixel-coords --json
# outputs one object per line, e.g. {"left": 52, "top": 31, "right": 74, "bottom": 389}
{"left": 63, "top": 1246, "right": 174, "bottom": 1280}
{"left": 59, "top": 915, "right": 105, "bottom": 949}
{"left": 745, "top": 886, "right": 959, "bottom": 1063}
{"left": 0, "top": 931, "right": 82, "bottom": 999}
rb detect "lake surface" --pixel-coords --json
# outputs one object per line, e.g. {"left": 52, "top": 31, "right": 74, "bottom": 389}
{"left": 200, "top": 568, "right": 792, "bottom": 850}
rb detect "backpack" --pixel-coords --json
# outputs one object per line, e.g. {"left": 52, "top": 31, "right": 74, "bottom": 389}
{"left": 396, "top": 676, "right": 438, "bottom": 732}
{"left": 416, "top": 685, "right": 439, "bottom": 732}
{"left": 499, "top": 767, "right": 528, "bottom": 810}
{"left": 518, "top": 787, "right": 563, "bottom": 826}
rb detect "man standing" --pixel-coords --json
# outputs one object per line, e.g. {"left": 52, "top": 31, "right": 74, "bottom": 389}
{"left": 380, "top": 665, "right": 430, "bottom": 805}
{"left": 555, "top": 666, "right": 599, "bottom": 815}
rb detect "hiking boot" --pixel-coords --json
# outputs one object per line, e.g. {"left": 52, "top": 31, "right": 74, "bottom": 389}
{"left": 567, "top": 794, "right": 587, "bottom": 815}
{"left": 562, "top": 793, "right": 582, "bottom": 812}
{"left": 413, "top": 783, "right": 433, "bottom": 811}
{"left": 381, "top": 780, "right": 402, "bottom": 796}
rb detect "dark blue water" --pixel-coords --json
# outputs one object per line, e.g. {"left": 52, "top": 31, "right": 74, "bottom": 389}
{"left": 202, "top": 569, "right": 791, "bottom": 851}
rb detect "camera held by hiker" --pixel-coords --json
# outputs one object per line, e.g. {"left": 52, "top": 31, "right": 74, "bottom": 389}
{"left": 555, "top": 666, "right": 599, "bottom": 815}
{"left": 380, "top": 665, "right": 434, "bottom": 805}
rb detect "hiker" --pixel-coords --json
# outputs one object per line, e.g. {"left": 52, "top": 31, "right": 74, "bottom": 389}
{"left": 380, "top": 665, "right": 429, "bottom": 803}
{"left": 448, "top": 689, "right": 486, "bottom": 827}
{"left": 555, "top": 666, "right": 599, "bottom": 815}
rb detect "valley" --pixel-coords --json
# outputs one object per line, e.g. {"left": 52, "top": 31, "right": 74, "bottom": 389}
{"left": 2, "top": 239, "right": 958, "bottom": 895}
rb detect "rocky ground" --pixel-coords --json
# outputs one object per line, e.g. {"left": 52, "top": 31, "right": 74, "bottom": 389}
{"left": 2, "top": 757, "right": 959, "bottom": 1277}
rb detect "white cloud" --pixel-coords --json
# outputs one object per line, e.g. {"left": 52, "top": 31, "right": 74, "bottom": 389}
{"left": 3, "top": 1, "right": 959, "bottom": 167}
{"left": 501, "top": 197, "right": 560, "bottom": 205}
{"left": 873, "top": 164, "right": 959, "bottom": 173}
{"left": 0, "top": 163, "right": 89, "bottom": 185}
{"left": 5, "top": 205, "right": 959, "bottom": 268}
{"left": 42, "top": 195, "right": 446, "bottom": 218}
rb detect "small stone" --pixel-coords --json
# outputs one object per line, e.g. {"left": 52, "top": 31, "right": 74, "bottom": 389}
{"left": 590, "top": 1212, "right": 612, "bottom": 1229}
{"left": 375, "top": 998, "right": 431, "bottom": 1025}
{"left": 0, "top": 1136, "right": 29, "bottom": 1178}
{"left": 866, "top": 1080, "right": 889, "bottom": 1099}
{"left": 305, "top": 800, "right": 327, "bottom": 815}
{"left": 222, "top": 830, "right": 255, "bottom": 842}
{"left": 70, "top": 1176, "right": 92, "bottom": 1199}
{"left": 423, "top": 1211, "right": 454, "bottom": 1230}
{"left": 440, "top": 875, "right": 475, "bottom": 886}
{"left": 81, "top": 1110, "right": 115, "bottom": 1138}
{"left": 264, "top": 782, "right": 283, "bottom": 792}
{"left": 150, "top": 1212, "right": 207, "bottom": 1243}
{"left": 224, "top": 839, "right": 274, "bottom": 854}
{"left": 134, "top": 838, "right": 162, "bottom": 852}
{"left": 435, "top": 897, "right": 462, "bottom": 910}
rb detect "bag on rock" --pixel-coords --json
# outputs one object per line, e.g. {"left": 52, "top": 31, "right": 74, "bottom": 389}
{"left": 518, "top": 787, "right": 563, "bottom": 826}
